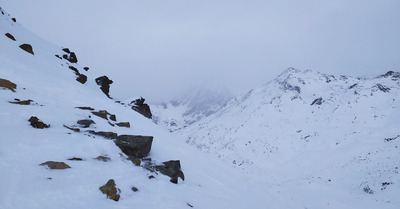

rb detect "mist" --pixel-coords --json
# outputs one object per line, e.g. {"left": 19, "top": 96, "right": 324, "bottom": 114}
{"left": 2, "top": 0, "right": 400, "bottom": 103}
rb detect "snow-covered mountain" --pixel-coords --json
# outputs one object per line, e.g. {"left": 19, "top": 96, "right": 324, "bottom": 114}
{"left": 175, "top": 68, "right": 400, "bottom": 207}
{"left": 151, "top": 84, "right": 232, "bottom": 132}
{"left": 2, "top": 6, "right": 400, "bottom": 209}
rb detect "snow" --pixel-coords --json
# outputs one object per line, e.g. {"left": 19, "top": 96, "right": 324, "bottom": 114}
{"left": 1, "top": 7, "right": 400, "bottom": 209}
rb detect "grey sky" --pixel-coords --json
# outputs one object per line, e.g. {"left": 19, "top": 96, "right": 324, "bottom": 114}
{"left": 2, "top": 0, "right": 400, "bottom": 103}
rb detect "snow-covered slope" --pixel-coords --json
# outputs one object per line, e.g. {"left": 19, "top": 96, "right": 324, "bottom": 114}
{"left": 178, "top": 68, "right": 400, "bottom": 207}
{"left": 151, "top": 84, "right": 232, "bottom": 132}
{"left": 0, "top": 8, "right": 268, "bottom": 209}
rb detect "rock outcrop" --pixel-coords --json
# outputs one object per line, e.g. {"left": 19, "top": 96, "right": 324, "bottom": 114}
{"left": 115, "top": 135, "right": 153, "bottom": 158}
{"left": 19, "top": 44, "right": 34, "bottom": 55}
{"left": 95, "top": 76, "right": 113, "bottom": 98}
{"left": 39, "top": 161, "right": 70, "bottom": 169}
{"left": 130, "top": 97, "right": 152, "bottom": 119}
{"left": 0, "top": 78, "right": 17, "bottom": 92}
{"left": 99, "top": 179, "right": 120, "bottom": 201}
{"left": 154, "top": 160, "right": 185, "bottom": 184}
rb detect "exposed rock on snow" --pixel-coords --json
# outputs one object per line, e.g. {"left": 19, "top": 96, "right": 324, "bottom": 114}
{"left": 9, "top": 99, "right": 33, "bottom": 105}
{"left": 77, "top": 119, "right": 95, "bottom": 128}
{"left": 28, "top": 116, "right": 49, "bottom": 129}
{"left": 61, "top": 48, "right": 78, "bottom": 63}
{"left": 99, "top": 179, "right": 120, "bottom": 201}
{"left": 19, "top": 43, "right": 34, "bottom": 55}
{"left": 0, "top": 78, "right": 17, "bottom": 92}
{"left": 39, "top": 161, "right": 71, "bottom": 169}
{"left": 94, "top": 155, "right": 111, "bottom": 162}
{"left": 95, "top": 76, "right": 113, "bottom": 98}
{"left": 63, "top": 124, "right": 80, "bottom": 132}
{"left": 154, "top": 160, "right": 185, "bottom": 184}
{"left": 88, "top": 131, "right": 118, "bottom": 140}
{"left": 115, "top": 122, "right": 130, "bottom": 128}
{"left": 5, "top": 32, "right": 15, "bottom": 41}
{"left": 130, "top": 97, "right": 152, "bottom": 119}
{"left": 91, "top": 110, "right": 116, "bottom": 121}
{"left": 115, "top": 135, "right": 153, "bottom": 158}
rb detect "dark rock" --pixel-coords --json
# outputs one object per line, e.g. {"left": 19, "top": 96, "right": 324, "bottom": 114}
{"left": 187, "top": 203, "right": 194, "bottom": 208}
{"left": 68, "top": 157, "right": 83, "bottom": 161}
{"left": 76, "top": 74, "right": 87, "bottom": 84}
{"left": 5, "top": 33, "right": 16, "bottom": 41}
{"left": 376, "top": 84, "right": 390, "bottom": 92}
{"left": 19, "top": 44, "right": 34, "bottom": 55}
{"left": 69, "top": 66, "right": 79, "bottom": 75}
{"left": 77, "top": 119, "right": 95, "bottom": 128}
{"left": 11, "top": 18, "right": 16, "bottom": 22}
{"left": 99, "top": 179, "right": 120, "bottom": 202}
{"left": 130, "top": 97, "right": 152, "bottom": 119}
{"left": 114, "top": 135, "right": 153, "bottom": 158}
{"left": 0, "top": 78, "right": 17, "bottom": 92}
{"left": 95, "top": 76, "right": 113, "bottom": 98}
{"left": 39, "top": 161, "right": 70, "bottom": 169}
{"left": 83, "top": 67, "right": 89, "bottom": 71}
{"left": 55, "top": 54, "right": 62, "bottom": 59}
{"left": 75, "top": 106, "right": 95, "bottom": 111}
{"left": 349, "top": 83, "right": 357, "bottom": 89}
{"left": 29, "top": 116, "right": 49, "bottom": 129}
{"left": 9, "top": 99, "right": 32, "bottom": 105}
{"left": 154, "top": 160, "right": 185, "bottom": 184}
{"left": 62, "top": 48, "right": 71, "bottom": 53}
{"left": 131, "top": 186, "right": 139, "bottom": 192}
{"left": 91, "top": 110, "right": 109, "bottom": 120}
{"left": 109, "top": 114, "right": 116, "bottom": 121}
{"left": 88, "top": 130, "right": 118, "bottom": 139}
{"left": 63, "top": 124, "right": 80, "bottom": 132}
{"left": 311, "top": 97, "right": 323, "bottom": 105}
{"left": 384, "top": 135, "right": 400, "bottom": 142}
{"left": 115, "top": 122, "right": 130, "bottom": 128}
{"left": 148, "top": 175, "right": 155, "bottom": 179}
{"left": 378, "top": 71, "right": 400, "bottom": 79}
{"left": 94, "top": 156, "right": 111, "bottom": 162}
{"left": 62, "top": 54, "right": 68, "bottom": 59}
{"left": 363, "top": 186, "right": 374, "bottom": 194}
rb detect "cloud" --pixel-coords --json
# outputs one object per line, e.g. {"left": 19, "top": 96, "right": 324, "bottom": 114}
{"left": 3, "top": 0, "right": 400, "bottom": 102}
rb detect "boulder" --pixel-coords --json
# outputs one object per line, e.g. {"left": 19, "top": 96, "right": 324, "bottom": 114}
{"left": 68, "top": 66, "right": 79, "bottom": 75}
{"left": 39, "top": 161, "right": 70, "bottom": 169}
{"left": 114, "top": 135, "right": 153, "bottom": 158}
{"left": 0, "top": 78, "right": 17, "bottom": 92}
{"left": 77, "top": 119, "right": 95, "bottom": 128}
{"left": 5, "top": 33, "right": 16, "bottom": 41}
{"left": 91, "top": 110, "right": 116, "bottom": 121}
{"left": 99, "top": 179, "right": 120, "bottom": 202}
{"left": 76, "top": 74, "right": 87, "bottom": 84}
{"left": 19, "top": 44, "right": 34, "bottom": 55}
{"left": 11, "top": 18, "right": 16, "bottom": 22}
{"left": 88, "top": 131, "right": 118, "bottom": 139}
{"left": 115, "top": 122, "right": 130, "bottom": 128}
{"left": 94, "top": 155, "right": 111, "bottom": 162}
{"left": 131, "top": 186, "right": 139, "bottom": 192}
{"left": 130, "top": 97, "right": 152, "bottom": 119}
{"left": 83, "top": 67, "right": 89, "bottom": 71}
{"left": 63, "top": 124, "right": 80, "bottom": 132}
{"left": 9, "top": 99, "right": 32, "bottom": 105}
{"left": 62, "top": 48, "right": 71, "bottom": 53}
{"left": 28, "top": 116, "right": 49, "bottom": 129}
{"left": 154, "top": 160, "right": 185, "bottom": 184}
{"left": 95, "top": 76, "right": 113, "bottom": 98}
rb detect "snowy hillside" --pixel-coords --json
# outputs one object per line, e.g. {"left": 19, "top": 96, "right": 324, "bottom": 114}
{"left": 0, "top": 8, "right": 269, "bottom": 209}
{"left": 151, "top": 84, "right": 232, "bottom": 132}
{"left": 178, "top": 68, "right": 400, "bottom": 207}
{"left": 1, "top": 6, "right": 400, "bottom": 209}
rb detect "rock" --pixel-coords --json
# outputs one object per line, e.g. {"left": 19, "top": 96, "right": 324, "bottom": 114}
{"left": 114, "top": 135, "right": 153, "bottom": 158}
{"left": 154, "top": 160, "right": 185, "bottom": 184}
{"left": 28, "top": 116, "right": 49, "bottom": 129}
{"left": 95, "top": 76, "right": 113, "bottom": 98}
{"left": 63, "top": 124, "right": 80, "bottom": 132}
{"left": 62, "top": 50, "right": 78, "bottom": 63}
{"left": 94, "top": 155, "right": 111, "bottom": 162}
{"left": 5, "top": 33, "right": 15, "bottom": 41}
{"left": 311, "top": 97, "right": 323, "bottom": 105}
{"left": 0, "top": 78, "right": 17, "bottom": 92}
{"left": 376, "top": 84, "right": 390, "bottom": 92}
{"left": 68, "top": 66, "right": 79, "bottom": 75}
{"left": 187, "top": 203, "right": 194, "bottom": 208}
{"left": 67, "top": 157, "right": 83, "bottom": 161}
{"left": 55, "top": 54, "right": 62, "bottom": 59}
{"left": 76, "top": 74, "right": 87, "bottom": 84}
{"left": 130, "top": 97, "right": 152, "bottom": 119}
{"left": 99, "top": 179, "right": 120, "bottom": 202}
{"left": 62, "top": 48, "right": 71, "bottom": 53}
{"left": 148, "top": 175, "right": 155, "bottom": 179}
{"left": 131, "top": 186, "right": 139, "bottom": 192}
{"left": 83, "top": 67, "right": 89, "bottom": 71}
{"left": 75, "top": 106, "right": 94, "bottom": 111}
{"left": 91, "top": 110, "right": 108, "bottom": 120}
{"left": 39, "top": 161, "right": 70, "bottom": 169}
{"left": 109, "top": 114, "right": 116, "bottom": 121}
{"left": 11, "top": 18, "right": 16, "bottom": 22}
{"left": 88, "top": 130, "right": 118, "bottom": 139}
{"left": 77, "top": 119, "right": 95, "bottom": 128}
{"left": 9, "top": 99, "right": 32, "bottom": 105}
{"left": 19, "top": 44, "right": 34, "bottom": 55}
{"left": 115, "top": 122, "right": 130, "bottom": 128}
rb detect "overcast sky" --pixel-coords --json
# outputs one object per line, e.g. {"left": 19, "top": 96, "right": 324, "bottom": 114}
{"left": 2, "top": 0, "right": 400, "bottom": 103}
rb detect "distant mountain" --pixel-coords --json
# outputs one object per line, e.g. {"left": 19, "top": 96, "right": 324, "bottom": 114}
{"left": 151, "top": 84, "right": 232, "bottom": 132}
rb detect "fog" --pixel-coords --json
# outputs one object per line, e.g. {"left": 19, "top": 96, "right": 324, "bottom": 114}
{"left": 2, "top": 0, "right": 400, "bottom": 103}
